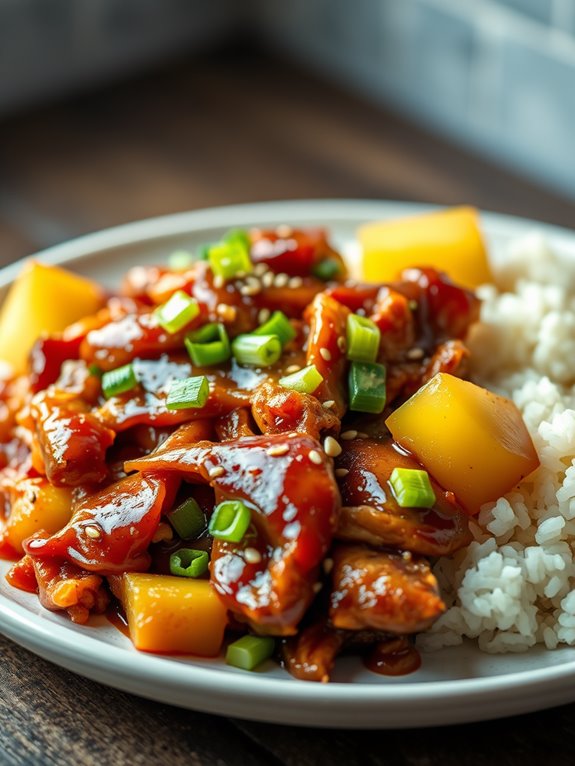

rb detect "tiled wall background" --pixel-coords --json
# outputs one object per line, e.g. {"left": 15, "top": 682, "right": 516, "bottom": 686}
{"left": 1, "top": 0, "right": 574, "bottom": 200}
{"left": 251, "top": 0, "right": 575, "bottom": 200}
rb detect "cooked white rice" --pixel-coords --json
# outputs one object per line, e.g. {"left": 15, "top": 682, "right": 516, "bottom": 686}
{"left": 418, "top": 232, "right": 575, "bottom": 654}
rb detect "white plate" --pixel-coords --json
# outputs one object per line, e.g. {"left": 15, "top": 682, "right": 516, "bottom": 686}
{"left": 2, "top": 199, "right": 575, "bottom": 729}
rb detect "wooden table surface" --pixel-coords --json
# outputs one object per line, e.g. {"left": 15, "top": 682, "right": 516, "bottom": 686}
{"left": 1, "top": 47, "right": 575, "bottom": 766}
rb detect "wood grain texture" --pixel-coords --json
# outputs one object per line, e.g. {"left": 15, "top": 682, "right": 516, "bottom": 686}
{"left": 1, "top": 45, "right": 575, "bottom": 765}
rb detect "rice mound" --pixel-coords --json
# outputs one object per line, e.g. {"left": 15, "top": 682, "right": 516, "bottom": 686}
{"left": 418, "top": 232, "right": 575, "bottom": 653}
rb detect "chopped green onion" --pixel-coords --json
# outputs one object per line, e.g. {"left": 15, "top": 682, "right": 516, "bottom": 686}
{"left": 346, "top": 314, "right": 381, "bottom": 363}
{"left": 186, "top": 323, "right": 220, "bottom": 344}
{"left": 196, "top": 243, "right": 212, "bottom": 261}
{"left": 226, "top": 635, "right": 275, "bottom": 671}
{"left": 312, "top": 258, "right": 341, "bottom": 281}
{"left": 102, "top": 363, "right": 138, "bottom": 399}
{"left": 253, "top": 311, "right": 295, "bottom": 347}
{"left": 166, "top": 375, "right": 209, "bottom": 410}
{"left": 154, "top": 290, "right": 200, "bottom": 334}
{"left": 185, "top": 323, "right": 231, "bottom": 367}
{"left": 168, "top": 250, "right": 195, "bottom": 271}
{"left": 232, "top": 334, "right": 282, "bottom": 367}
{"left": 88, "top": 364, "right": 103, "bottom": 378}
{"left": 279, "top": 364, "right": 323, "bottom": 394}
{"left": 167, "top": 497, "right": 205, "bottom": 539}
{"left": 348, "top": 361, "right": 386, "bottom": 414}
{"left": 389, "top": 467, "right": 436, "bottom": 509}
{"left": 224, "top": 228, "right": 251, "bottom": 251}
{"left": 169, "top": 548, "right": 209, "bottom": 578}
{"left": 209, "top": 500, "right": 251, "bottom": 543}
{"left": 209, "top": 242, "right": 252, "bottom": 281}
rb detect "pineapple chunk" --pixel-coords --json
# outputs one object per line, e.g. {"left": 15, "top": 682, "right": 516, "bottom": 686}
{"left": 359, "top": 206, "right": 492, "bottom": 289}
{"left": 112, "top": 573, "right": 228, "bottom": 656}
{"left": 385, "top": 373, "right": 539, "bottom": 514}
{"left": 0, "top": 261, "right": 104, "bottom": 373}
{"left": 5, "top": 478, "right": 74, "bottom": 553}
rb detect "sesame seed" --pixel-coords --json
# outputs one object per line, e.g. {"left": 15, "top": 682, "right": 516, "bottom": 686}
{"left": 323, "top": 436, "right": 342, "bottom": 458}
{"left": 244, "top": 547, "right": 262, "bottom": 564}
{"left": 308, "top": 449, "right": 323, "bottom": 465}
{"left": 240, "top": 283, "right": 261, "bottom": 297}
{"left": 285, "top": 364, "right": 301, "bottom": 374}
{"left": 323, "top": 557, "right": 334, "bottom": 574}
{"left": 402, "top": 550, "right": 413, "bottom": 561}
{"left": 216, "top": 303, "right": 237, "bottom": 322}
{"left": 406, "top": 347, "right": 424, "bottom": 360}
{"left": 313, "top": 582, "right": 323, "bottom": 594}
{"left": 152, "top": 522, "right": 174, "bottom": 544}
{"left": 208, "top": 466, "right": 225, "bottom": 479}
{"left": 254, "top": 263, "right": 268, "bottom": 276}
{"left": 267, "top": 444, "right": 290, "bottom": 457}
{"left": 262, "top": 271, "right": 274, "bottom": 288}
{"left": 335, "top": 468, "right": 349, "bottom": 478}
{"left": 288, "top": 276, "right": 303, "bottom": 289}
{"left": 213, "top": 275, "right": 224, "bottom": 289}
{"left": 319, "top": 347, "right": 332, "bottom": 362}
{"left": 258, "top": 308, "right": 271, "bottom": 324}
{"left": 340, "top": 430, "right": 358, "bottom": 441}
{"left": 85, "top": 525, "right": 101, "bottom": 540}
{"left": 235, "top": 270, "right": 247, "bottom": 280}
{"left": 409, "top": 300, "right": 418, "bottom": 311}
{"left": 337, "top": 337, "right": 347, "bottom": 354}
{"left": 276, "top": 224, "right": 293, "bottom": 238}
{"left": 274, "top": 273, "right": 289, "bottom": 288}
{"left": 356, "top": 432, "right": 369, "bottom": 439}
{"left": 322, "top": 400, "right": 336, "bottom": 409}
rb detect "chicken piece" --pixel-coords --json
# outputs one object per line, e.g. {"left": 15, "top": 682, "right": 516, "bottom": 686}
{"left": 7, "top": 553, "right": 109, "bottom": 624}
{"left": 126, "top": 432, "right": 340, "bottom": 634}
{"left": 250, "top": 227, "right": 347, "bottom": 278}
{"left": 23, "top": 472, "right": 178, "bottom": 574}
{"left": 80, "top": 311, "right": 201, "bottom": 371}
{"left": 215, "top": 408, "right": 256, "bottom": 440}
{"left": 371, "top": 287, "right": 416, "bottom": 361}
{"left": 251, "top": 381, "right": 339, "bottom": 440}
{"left": 282, "top": 619, "right": 346, "bottom": 683}
{"left": 30, "top": 391, "right": 115, "bottom": 487}
{"left": 335, "top": 437, "right": 470, "bottom": 556}
{"left": 96, "top": 355, "right": 265, "bottom": 432}
{"left": 304, "top": 293, "right": 349, "bottom": 416}
{"left": 329, "top": 545, "right": 445, "bottom": 633}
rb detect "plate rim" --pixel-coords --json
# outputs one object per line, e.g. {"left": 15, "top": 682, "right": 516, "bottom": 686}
{"left": 2, "top": 198, "right": 575, "bottom": 727}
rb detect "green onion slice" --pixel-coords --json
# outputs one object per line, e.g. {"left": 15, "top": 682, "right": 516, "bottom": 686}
{"left": 169, "top": 548, "right": 209, "bottom": 578}
{"left": 166, "top": 375, "right": 209, "bottom": 410}
{"left": 225, "top": 635, "right": 275, "bottom": 671}
{"left": 232, "top": 334, "right": 282, "bottom": 367}
{"left": 185, "top": 323, "right": 231, "bottom": 366}
{"left": 279, "top": 364, "right": 323, "bottom": 394}
{"left": 348, "top": 361, "right": 386, "bottom": 414}
{"left": 208, "top": 500, "right": 251, "bottom": 543}
{"left": 389, "top": 467, "right": 436, "bottom": 509}
{"left": 102, "top": 363, "right": 138, "bottom": 399}
{"left": 167, "top": 497, "right": 205, "bottom": 539}
{"left": 209, "top": 242, "right": 252, "bottom": 281}
{"left": 312, "top": 258, "right": 341, "bottom": 281}
{"left": 253, "top": 310, "right": 295, "bottom": 347}
{"left": 168, "top": 250, "right": 195, "bottom": 271}
{"left": 346, "top": 314, "right": 381, "bottom": 363}
{"left": 224, "top": 228, "right": 251, "bottom": 251}
{"left": 154, "top": 290, "right": 200, "bottom": 334}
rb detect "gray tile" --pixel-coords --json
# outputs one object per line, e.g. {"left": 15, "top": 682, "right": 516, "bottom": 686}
{"left": 498, "top": 0, "right": 553, "bottom": 23}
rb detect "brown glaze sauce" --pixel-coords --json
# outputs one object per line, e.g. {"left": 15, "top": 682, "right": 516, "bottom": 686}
{"left": 364, "top": 637, "right": 421, "bottom": 677}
